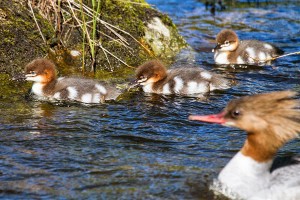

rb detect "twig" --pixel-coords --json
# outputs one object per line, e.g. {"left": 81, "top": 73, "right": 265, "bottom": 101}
{"left": 99, "top": 44, "right": 135, "bottom": 69}
{"left": 114, "top": 0, "right": 149, "bottom": 6}
{"left": 33, "top": 0, "right": 146, "bottom": 70}
{"left": 67, "top": 1, "right": 134, "bottom": 68}
{"left": 28, "top": 1, "right": 46, "bottom": 44}
{"left": 69, "top": 1, "right": 153, "bottom": 55}
{"left": 268, "top": 51, "right": 300, "bottom": 61}
{"left": 100, "top": 19, "right": 153, "bottom": 55}
{"left": 100, "top": 45, "right": 112, "bottom": 69}
{"left": 247, "top": 51, "right": 300, "bottom": 63}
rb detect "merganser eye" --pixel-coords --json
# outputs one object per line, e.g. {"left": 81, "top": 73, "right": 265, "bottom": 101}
{"left": 231, "top": 110, "right": 240, "bottom": 118}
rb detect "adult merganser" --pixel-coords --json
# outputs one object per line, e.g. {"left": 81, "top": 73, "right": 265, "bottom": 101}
{"left": 25, "top": 58, "right": 121, "bottom": 103}
{"left": 133, "top": 60, "right": 230, "bottom": 96}
{"left": 213, "top": 29, "right": 284, "bottom": 65}
{"left": 189, "top": 91, "right": 300, "bottom": 199}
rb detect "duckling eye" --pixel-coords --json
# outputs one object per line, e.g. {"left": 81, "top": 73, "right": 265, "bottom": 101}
{"left": 231, "top": 110, "right": 240, "bottom": 118}
{"left": 139, "top": 75, "right": 144, "bottom": 79}
{"left": 224, "top": 41, "right": 230, "bottom": 45}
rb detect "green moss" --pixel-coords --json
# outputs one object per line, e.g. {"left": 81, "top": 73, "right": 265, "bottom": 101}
{"left": 0, "top": 73, "right": 31, "bottom": 102}
{"left": 95, "top": 66, "right": 135, "bottom": 82}
{"left": 0, "top": 0, "right": 52, "bottom": 75}
{"left": 97, "top": 0, "right": 186, "bottom": 72}
{"left": 99, "top": 0, "right": 148, "bottom": 69}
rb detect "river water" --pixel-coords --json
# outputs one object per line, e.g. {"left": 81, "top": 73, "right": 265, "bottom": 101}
{"left": 0, "top": 0, "right": 300, "bottom": 199}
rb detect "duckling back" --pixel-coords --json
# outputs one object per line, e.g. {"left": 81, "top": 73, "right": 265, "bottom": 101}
{"left": 151, "top": 67, "right": 230, "bottom": 95}
{"left": 52, "top": 77, "right": 121, "bottom": 103}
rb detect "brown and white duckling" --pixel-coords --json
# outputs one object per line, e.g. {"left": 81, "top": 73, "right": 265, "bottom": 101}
{"left": 213, "top": 29, "right": 284, "bottom": 65}
{"left": 133, "top": 60, "right": 230, "bottom": 96}
{"left": 25, "top": 58, "right": 121, "bottom": 103}
{"left": 189, "top": 91, "right": 300, "bottom": 200}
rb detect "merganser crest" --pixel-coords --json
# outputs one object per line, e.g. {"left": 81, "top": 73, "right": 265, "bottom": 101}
{"left": 189, "top": 91, "right": 300, "bottom": 199}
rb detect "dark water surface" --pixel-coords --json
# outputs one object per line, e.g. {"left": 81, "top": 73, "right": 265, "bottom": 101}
{"left": 1, "top": 1, "right": 300, "bottom": 199}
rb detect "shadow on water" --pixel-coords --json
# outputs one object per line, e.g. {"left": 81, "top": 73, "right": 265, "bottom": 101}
{"left": 0, "top": 0, "right": 300, "bottom": 199}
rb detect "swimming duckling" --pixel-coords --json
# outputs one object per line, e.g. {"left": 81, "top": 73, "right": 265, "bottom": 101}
{"left": 213, "top": 29, "right": 283, "bottom": 65}
{"left": 25, "top": 58, "right": 121, "bottom": 103}
{"left": 133, "top": 60, "right": 230, "bottom": 96}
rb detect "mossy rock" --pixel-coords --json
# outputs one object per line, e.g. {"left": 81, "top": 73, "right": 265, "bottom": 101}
{"left": 97, "top": 0, "right": 187, "bottom": 71}
{"left": 0, "top": 0, "right": 52, "bottom": 75}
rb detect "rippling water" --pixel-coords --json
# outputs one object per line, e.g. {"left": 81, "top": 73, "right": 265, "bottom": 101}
{"left": 1, "top": 1, "right": 300, "bottom": 199}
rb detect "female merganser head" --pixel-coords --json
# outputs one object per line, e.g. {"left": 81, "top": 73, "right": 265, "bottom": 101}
{"left": 213, "top": 29, "right": 284, "bottom": 65}
{"left": 134, "top": 60, "right": 230, "bottom": 96}
{"left": 189, "top": 91, "right": 300, "bottom": 199}
{"left": 25, "top": 58, "right": 121, "bottom": 103}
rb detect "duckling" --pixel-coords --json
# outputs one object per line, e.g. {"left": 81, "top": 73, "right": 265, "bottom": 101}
{"left": 213, "top": 29, "right": 284, "bottom": 65}
{"left": 133, "top": 60, "right": 230, "bottom": 96}
{"left": 25, "top": 58, "right": 121, "bottom": 103}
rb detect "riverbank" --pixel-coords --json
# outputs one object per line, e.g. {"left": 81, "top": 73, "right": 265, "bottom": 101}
{"left": 0, "top": 0, "right": 187, "bottom": 101}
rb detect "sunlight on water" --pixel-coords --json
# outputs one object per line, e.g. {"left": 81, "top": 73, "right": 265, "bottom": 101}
{"left": 0, "top": 0, "right": 300, "bottom": 199}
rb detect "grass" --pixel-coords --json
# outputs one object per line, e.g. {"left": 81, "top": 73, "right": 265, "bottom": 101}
{"left": 28, "top": 0, "right": 151, "bottom": 73}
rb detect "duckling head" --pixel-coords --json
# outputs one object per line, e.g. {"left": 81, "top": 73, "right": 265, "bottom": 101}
{"left": 25, "top": 58, "right": 57, "bottom": 83}
{"left": 213, "top": 29, "right": 239, "bottom": 52}
{"left": 135, "top": 60, "right": 167, "bottom": 86}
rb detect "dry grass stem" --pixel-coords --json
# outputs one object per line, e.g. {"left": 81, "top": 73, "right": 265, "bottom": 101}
{"left": 99, "top": 44, "right": 134, "bottom": 69}
{"left": 247, "top": 51, "right": 300, "bottom": 63}
{"left": 101, "top": 46, "right": 112, "bottom": 69}
{"left": 270, "top": 51, "right": 300, "bottom": 61}
{"left": 114, "top": 0, "right": 149, "bottom": 6}
{"left": 28, "top": 0, "right": 46, "bottom": 44}
{"left": 29, "top": 0, "right": 152, "bottom": 70}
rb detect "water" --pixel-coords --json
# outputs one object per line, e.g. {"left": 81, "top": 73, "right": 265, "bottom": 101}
{"left": 1, "top": 1, "right": 300, "bottom": 199}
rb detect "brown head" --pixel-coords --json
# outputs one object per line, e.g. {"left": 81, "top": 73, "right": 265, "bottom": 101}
{"left": 213, "top": 29, "right": 239, "bottom": 52}
{"left": 25, "top": 58, "right": 57, "bottom": 83}
{"left": 189, "top": 91, "right": 300, "bottom": 161}
{"left": 135, "top": 60, "right": 167, "bottom": 86}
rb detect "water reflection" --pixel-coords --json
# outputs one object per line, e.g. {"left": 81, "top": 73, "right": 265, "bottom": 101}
{"left": 0, "top": 0, "right": 300, "bottom": 199}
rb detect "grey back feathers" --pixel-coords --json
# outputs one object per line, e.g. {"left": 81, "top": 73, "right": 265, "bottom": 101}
{"left": 25, "top": 58, "right": 121, "bottom": 103}
{"left": 135, "top": 60, "right": 230, "bottom": 95}
{"left": 54, "top": 77, "right": 121, "bottom": 102}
